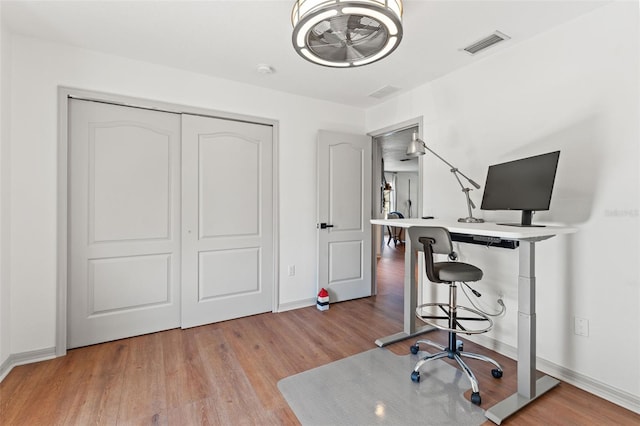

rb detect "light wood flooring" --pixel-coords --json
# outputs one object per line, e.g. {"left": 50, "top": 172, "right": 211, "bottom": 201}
{"left": 1, "top": 244, "right": 638, "bottom": 425}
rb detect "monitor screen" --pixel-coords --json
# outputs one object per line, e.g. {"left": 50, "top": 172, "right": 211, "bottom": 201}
{"left": 480, "top": 151, "right": 560, "bottom": 226}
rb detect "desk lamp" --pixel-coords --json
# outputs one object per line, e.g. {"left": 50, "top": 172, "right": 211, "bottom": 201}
{"left": 406, "top": 132, "right": 484, "bottom": 223}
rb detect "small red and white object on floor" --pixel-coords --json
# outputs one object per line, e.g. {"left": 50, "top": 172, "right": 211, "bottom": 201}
{"left": 317, "top": 288, "right": 330, "bottom": 311}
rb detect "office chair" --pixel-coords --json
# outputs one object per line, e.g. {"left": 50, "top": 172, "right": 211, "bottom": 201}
{"left": 409, "top": 227, "right": 503, "bottom": 405}
{"left": 386, "top": 211, "right": 404, "bottom": 246}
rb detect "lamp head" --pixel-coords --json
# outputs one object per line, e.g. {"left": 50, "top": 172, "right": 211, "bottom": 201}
{"left": 406, "top": 132, "right": 426, "bottom": 157}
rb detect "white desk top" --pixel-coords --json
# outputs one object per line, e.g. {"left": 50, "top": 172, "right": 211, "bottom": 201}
{"left": 370, "top": 218, "right": 577, "bottom": 241}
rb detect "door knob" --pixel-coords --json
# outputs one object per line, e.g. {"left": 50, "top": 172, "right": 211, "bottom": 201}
{"left": 318, "top": 223, "right": 334, "bottom": 229}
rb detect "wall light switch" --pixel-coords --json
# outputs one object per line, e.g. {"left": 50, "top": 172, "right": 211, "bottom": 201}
{"left": 574, "top": 317, "right": 589, "bottom": 337}
{"left": 288, "top": 265, "right": 296, "bottom": 276}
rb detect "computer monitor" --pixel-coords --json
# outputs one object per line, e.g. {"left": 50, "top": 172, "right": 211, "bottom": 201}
{"left": 480, "top": 151, "right": 560, "bottom": 227}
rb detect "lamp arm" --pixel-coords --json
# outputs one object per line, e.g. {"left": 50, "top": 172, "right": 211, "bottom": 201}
{"left": 451, "top": 168, "right": 466, "bottom": 190}
{"left": 451, "top": 169, "right": 476, "bottom": 209}
{"left": 422, "top": 143, "right": 481, "bottom": 189}
{"left": 414, "top": 137, "right": 484, "bottom": 223}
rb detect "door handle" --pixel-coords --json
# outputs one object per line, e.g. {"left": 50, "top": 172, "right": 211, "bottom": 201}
{"left": 318, "top": 223, "right": 334, "bottom": 229}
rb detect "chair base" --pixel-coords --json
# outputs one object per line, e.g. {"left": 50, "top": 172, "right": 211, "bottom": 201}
{"left": 409, "top": 338, "right": 503, "bottom": 405}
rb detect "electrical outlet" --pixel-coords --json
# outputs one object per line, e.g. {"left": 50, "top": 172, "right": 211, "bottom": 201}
{"left": 288, "top": 265, "right": 296, "bottom": 276}
{"left": 574, "top": 317, "right": 589, "bottom": 337}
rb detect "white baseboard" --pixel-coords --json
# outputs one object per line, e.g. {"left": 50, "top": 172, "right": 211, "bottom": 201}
{"left": 0, "top": 347, "right": 57, "bottom": 382}
{"left": 467, "top": 334, "right": 640, "bottom": 415}
{"left": 0, "top": 297, "right": 319, "bottom": 382}
{"left": 276, "top": 297, "right": 316, "bottom": 313}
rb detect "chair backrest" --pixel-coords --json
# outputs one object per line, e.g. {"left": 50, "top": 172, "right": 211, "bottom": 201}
{"left": 418, "top": 227, "right": 453, "bottom": 284}
{"left": 389, "top": 211, "right": 405, "bottom": 219}
{"left": 418, "top": 227, "right": 453, "bottom": 255}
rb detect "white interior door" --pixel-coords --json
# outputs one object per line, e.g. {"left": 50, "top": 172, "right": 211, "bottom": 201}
{"left": 68, "top": 99, "right": 181, "bottom": 348}
{"left": 181, "top": 114, "right": 274, "bottom": 328}
{"left": 317, "top": 130, "right": 372, "bottom": 302}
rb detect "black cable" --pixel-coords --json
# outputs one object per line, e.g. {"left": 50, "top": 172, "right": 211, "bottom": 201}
{"left": 461, "top": 282, "right": 506, "bottom": 317}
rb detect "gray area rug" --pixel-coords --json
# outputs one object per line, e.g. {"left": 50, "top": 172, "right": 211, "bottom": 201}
{"left": 278, "top": 348, "right": 486, "bottom": 426}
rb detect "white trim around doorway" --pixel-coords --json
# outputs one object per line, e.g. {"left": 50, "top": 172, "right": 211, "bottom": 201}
{"left": 367, "top": 117, "right": 423, "bottom": 296}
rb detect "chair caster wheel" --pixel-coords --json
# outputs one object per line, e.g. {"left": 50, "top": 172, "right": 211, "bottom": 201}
{"left": 410, "top": 371, "right": 421, "bottom": 382}
{"left": 410, "top": 344, "right": 419, "bottom": 355}
{"left": 492, "top": 368, "right": 503, "bottom": 378}
{"left": 471, "top": 392, "right": 481, "bottom": 405}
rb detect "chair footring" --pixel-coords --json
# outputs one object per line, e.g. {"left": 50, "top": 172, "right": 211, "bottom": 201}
{"left": 415, "top": 302, "right": 493, "bottom": 334}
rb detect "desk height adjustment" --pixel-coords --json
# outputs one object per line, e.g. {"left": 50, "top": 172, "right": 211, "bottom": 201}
{"left": 450, "top": 232, "right": 519, "bottom": 249}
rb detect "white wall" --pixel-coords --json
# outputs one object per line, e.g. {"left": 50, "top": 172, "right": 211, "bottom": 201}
{"left": 0, "top": 4, "right": 11, "bottom": 371}
{"left": 2, "top": 34, "right": 365, "bottom": 356}
{"left": 367, "top": 1, "right": 639, "bottom": 408}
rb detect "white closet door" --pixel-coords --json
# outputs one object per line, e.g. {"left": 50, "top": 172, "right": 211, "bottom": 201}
{"left": 68, "top": 99, "right": 181, "bottom": 348}
{"left": 181, "top": 114, "right": 274, "bottom": 328}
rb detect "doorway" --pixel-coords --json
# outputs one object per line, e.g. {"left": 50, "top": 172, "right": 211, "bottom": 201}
{"left": 369, "top": 119, "right": 422, "bottom": 295}
{"left": 379, "top": 127, "right": 420, "bottom": 220}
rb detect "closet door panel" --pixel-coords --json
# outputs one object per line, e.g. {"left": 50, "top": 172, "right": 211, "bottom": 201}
{"left": 68, "top": 99, "right": 181, "bottom": 348}
{"left": 181, "top": 114, "right": 273, "bottom": 328}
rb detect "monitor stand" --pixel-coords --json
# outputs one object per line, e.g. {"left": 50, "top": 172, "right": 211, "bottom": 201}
{"left": 498, "top": 210, "right": 546, "bottom": 227}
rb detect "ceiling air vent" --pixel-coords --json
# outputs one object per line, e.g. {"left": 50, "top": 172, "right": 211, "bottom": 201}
{"left": 462, "top": 31, "right": 510, "bottom": 55}
{"left": 369, "top": 85, "right": 401, "bottom": 99}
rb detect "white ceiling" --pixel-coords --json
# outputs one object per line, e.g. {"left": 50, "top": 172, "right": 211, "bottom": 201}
{"left": 378, "top": 126, "right": 419, "bottom": 173}
{"left": 2, "top": 0, "right": 609, "bottom": 108}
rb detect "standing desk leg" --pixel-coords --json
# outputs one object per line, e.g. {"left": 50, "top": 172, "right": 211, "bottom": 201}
{"left": 518, "top": 241, "right": 537, "bottom": 398}
{"left": 405, "top": 233, "right": 417, "bottom": 335}
{"left": 485, "top": 241, "right": 560, "bottom": 424}
{"left": 375, "top": 228, "right": 434, "bottom": 347}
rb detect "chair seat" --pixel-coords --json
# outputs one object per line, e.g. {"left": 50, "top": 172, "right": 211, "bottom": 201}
{"left": 434, "top": 262, "right": 483, "bottom": 282}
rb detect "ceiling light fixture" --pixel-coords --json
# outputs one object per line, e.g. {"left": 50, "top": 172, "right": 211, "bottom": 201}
{"left": 291, "top": 0, "right": 403, "bottom": 68}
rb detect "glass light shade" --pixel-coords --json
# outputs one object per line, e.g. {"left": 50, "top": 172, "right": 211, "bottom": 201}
{"left": 291, "top": 0, "right": 403, "bottom": 68}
